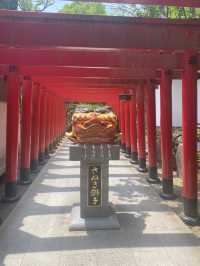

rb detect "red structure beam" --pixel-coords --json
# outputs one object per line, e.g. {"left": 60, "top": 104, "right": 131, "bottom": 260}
{"left": 0, "top": 47, "right": 185, "bottom": 69}
{"left": 61, "top": 88, "right": 123, "bottom": 115}
{"left": 33, "top": 78, "right": 136, "bottom": 89}
{"left": 20, "top": 66, "right": 157, "bottom": 79}
{"left": 77, "top": 0, "right": 200, "bottom": 8}
{"left": 0, "top": 11, "right": 200, "bottom": 50}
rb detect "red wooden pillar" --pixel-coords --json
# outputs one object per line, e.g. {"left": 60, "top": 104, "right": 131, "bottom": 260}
{"left": 54, "top": 98, "right": 58, "bottom": 147}
{"left": 182, "top": 51, "right": 199, "bottom": 225}
{"left": 39, "top": 89, "right": 47, "bottom": 164}
{"left": 52, "top": 97, "right": 57, "bottom": 149}
{"left": 61, "top": 102, "right": 66, "bottom": 139}
{"left": 54, "top": 98, "right": 58, "bottom": 146}
{"left": 30, "top": 83, "right": 41, "bottom": 172}
{"left": 160, "top": 70, "right": 176, "bottom": 199}
{"left": 20, "top": 77, "right": 33, "bottom": 184}
{"left": 124, "top": 95, "right": 131, "bottom": 157}
{"left": 145, "top": 82, "right": 160, "bottom": 183}
{"left": 129, "top": 89, "right": 138, "bottom": 164}
{"left": 45, "top": 93, "right": 51, "bottom": 159}
{"left": 58, "top": 101, "right": 62, "bottom": 142}
{"left": 49, "top": 95, "right": 54, "bottom": 153}
{"left": 119, "top": 95, "right": 126, "bottom": 152}
{"left": 136, "top": 85, "right": 147, "bottom": 172}
{"left": 58, "top": 100, "right": 63, "bottom": 142}
{"left": 2, "top": 66, "right": 20, "bottom": 202}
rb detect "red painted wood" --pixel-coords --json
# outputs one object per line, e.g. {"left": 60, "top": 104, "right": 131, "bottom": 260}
{"left": 49, "top": 95, "right": 54, "bottom": 146}
{"left": 31, "top": 84, "right": 41, "bottom": 162}
{"left": 182, "top": 51, "right": 198, "bottom": 199}
{"left": 124, "top": 98, "right": 131, "bottom": 150}
{"left": 119, "top": 99, "right": 124, "bottom": 144}
{"left": 37, "top": 83, "right": 134, "bottom": 90}
{"left": 29, "top": 66, "right": 157, "bottom": 80}
{"left": 130, "top": 90, "right": 137, "bottom": 154}
{"left": 39, "top": 89, "right": 47, "bottom": 156}
{"left": 21, "top": 77, "right": 33, "bottom": 170}
{"left": 60, "top": 88, "right": 122, "bottom": 116}
{"left": 0, "top": 47, "right": 185, "bottom": 69}
{"left": 33, "top": 77, "right": 135, "bottom": 86}
{"left": 0, "top": 101, "right": 6, "bottom": 176}
{"left": 136, "top": 85, "right": 146, "bottom": 159}
{"left": 160, "top": 70, "right": 173, "bottom": 179}
{"left": 0, "top": 10, "right": 200, "bottom": 50}
{"left": 51, "top": 96, "right": 56, "bottom": 144}
{"left": 145, "top": 84, "right": 157, "bottom": 167}
{"left": 52, "top": 97, "right": 56, "bottom": 144}
{"left": 6, "top": 68, "right": 20, "bottom": 182}
{"left": 45, "top": 93, "right": 51, "bottom": 151}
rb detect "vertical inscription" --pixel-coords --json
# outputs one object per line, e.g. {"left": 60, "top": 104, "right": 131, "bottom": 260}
{"left": 88, "top": 165, "right": 101, "bottom": 207}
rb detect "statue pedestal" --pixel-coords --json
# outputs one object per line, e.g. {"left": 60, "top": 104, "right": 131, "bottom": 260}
{"left": 69, "top": 144, "right": 120, "bottom": 231}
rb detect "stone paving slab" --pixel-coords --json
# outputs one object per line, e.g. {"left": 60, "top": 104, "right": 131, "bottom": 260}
{"left": 0, "top": 139, "right": 200, "bottom": 266}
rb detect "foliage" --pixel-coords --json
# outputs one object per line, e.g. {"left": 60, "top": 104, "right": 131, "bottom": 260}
{"left": 110, "top": 4, "right": 200, "bottom": 19}
{"left": 60, "top": 1, "right": 106, "bottom": 15}
{"left": 0, "top": 0, "right": 54, "bottom": 11}
{"left": 18, "top": 0, "right": 54, "bottom": 11}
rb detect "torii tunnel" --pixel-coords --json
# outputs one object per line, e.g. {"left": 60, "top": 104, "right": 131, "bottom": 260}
{"left": 0, "top": 0, "right": 200, "bottom": 226}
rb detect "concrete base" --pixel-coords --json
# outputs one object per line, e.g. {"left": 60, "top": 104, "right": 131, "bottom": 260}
{"left": 69, "top": 206, "right": 120, "bottom": 231}
{"left": 181, "top": 213, "right": 200, "bottom": 226}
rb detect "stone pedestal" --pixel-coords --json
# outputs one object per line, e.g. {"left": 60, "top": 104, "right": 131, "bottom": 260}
{"left": 69, "top": 144, "right": 120, "bottom": 231}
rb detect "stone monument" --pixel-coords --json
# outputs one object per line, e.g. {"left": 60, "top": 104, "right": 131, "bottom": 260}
{"left": 69, "top": 143, "right": 120, "bottom": 231}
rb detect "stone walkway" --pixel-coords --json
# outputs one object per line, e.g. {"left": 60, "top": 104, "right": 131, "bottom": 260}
{"left": 0, "top": 139, "right": 200, "bottom": 266}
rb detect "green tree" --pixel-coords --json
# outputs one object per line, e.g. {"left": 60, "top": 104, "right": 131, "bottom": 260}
{"left": 0, "top": 0, "right": 54, "bottom": 11}
{"left": 60, "top": 1, "right": 106, "bottom": 15}
{"left": 110, "top": 4, "right": 200, "bottom": 19}
{"left": 18, "top": 0, "right": 54, "bottom": 11}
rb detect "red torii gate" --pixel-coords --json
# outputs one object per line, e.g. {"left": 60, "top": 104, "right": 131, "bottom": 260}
{"left": 0, "top": 5, "right": 199, "bottom": 226}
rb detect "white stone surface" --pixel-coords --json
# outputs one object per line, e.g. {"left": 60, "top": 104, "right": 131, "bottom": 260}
{"left": 156, "top": 80, "right": 200, "bottom": 127}
{"left": 0, "top": 139, "right": 200, "bottom": 265}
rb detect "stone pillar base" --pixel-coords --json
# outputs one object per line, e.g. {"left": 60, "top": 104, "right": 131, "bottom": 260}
{"left": 130, "top": 152, "right": 138, "bottom": 164}
{"left": 39, "top": 152, "right": 46, "bottom": 165}
{"left": 49, "top": 143, "right": 56, "bottom": 154}
{"left": 19, "top": 168, "right": 32, "bottom": 185}
{"left": 125, "top": 147, "right": 131, "bottom": 158}
{"left": 45, "top": 148, "right": 50, "bottom": 159}
{"left": 31, "top": 159, "right": 39, "bottom": 173}
{"left": 147, "top": 166, "right": 160, "bottom": 184}
{"left": 160, "top": 179, "right": 176, "bottom": 200}
{"left": 137, "top": 158, "right": 147, "bottom": 173}
{"left": 181, "top": 198, "right": 199, "bottom": 226}
{"left": 120, "top": 143, "right": 126, "bottom": 153}
{"left": 2, "top": 181, "right": 20, "bottom": 203}
{"left": 69, "top": 206, "right": 120, "bottom": 231}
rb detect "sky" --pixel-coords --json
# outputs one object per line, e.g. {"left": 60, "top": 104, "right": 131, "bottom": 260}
{"left": 45, "top": 0, "right": 66, "bottom": 12}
